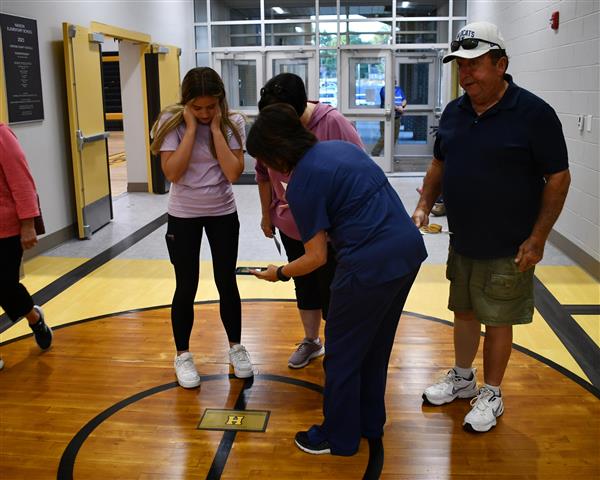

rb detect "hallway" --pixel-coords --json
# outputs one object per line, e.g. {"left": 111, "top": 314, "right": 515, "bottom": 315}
{"left": 1, "top": 182, "right": 598, "bottom": 479}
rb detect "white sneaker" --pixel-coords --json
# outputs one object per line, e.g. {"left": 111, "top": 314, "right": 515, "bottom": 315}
{"left": 422, "top": 368, "right": 478, "bottom": 405}
{"left": 463, "top": 386, "right": 504, "bottom": 433}
{"left": 174, "top": 352, "right": 201, "bottom": 388}
{"left": 228, "top": 344, "right": 254, "bottom": 378}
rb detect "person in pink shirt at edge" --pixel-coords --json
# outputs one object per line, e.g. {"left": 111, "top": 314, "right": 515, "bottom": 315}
{"left": 150, "top": 67, "right": 253, "bottom": 388}
{"left": 0, "top": 123, "right": 53, "bottom": 370}
{"left": 255, "top": 73, "right": 364, "bottom": 369}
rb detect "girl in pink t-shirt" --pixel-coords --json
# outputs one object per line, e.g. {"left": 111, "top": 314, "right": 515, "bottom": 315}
{"left": 255, "top": 73, "right": 364, "bottom": 369}
{"left": 151, "top": 67, "right": 253, "bottom": 388}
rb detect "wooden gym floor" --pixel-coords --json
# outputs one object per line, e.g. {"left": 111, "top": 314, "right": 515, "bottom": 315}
{"left": 0, "top": 190, "right": 598, "bottom": 479}
{"left": 107, "top": 131, "right": 127, "bottom": 197}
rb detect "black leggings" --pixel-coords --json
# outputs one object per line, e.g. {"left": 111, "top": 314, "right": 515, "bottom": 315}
{"left": 165, "top": 212, "right": 241, "bottom": 351}
{"left": 0, "top": 236, "right": 34, "bottom": 322}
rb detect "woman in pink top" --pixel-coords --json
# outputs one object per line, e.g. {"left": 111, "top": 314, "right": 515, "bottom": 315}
{"left": 151, "top": 67, "right": 253, "bottom": 388}
{"left": 0, "top": 123, "right": 53, "bottom": 370}
{"left": 255, "top": 73, "right": 364, "bottom": 369}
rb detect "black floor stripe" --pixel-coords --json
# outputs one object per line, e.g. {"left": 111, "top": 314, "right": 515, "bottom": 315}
{"left": 563, "top": 304, "right": 600, "bottom": 315}
{"left": 233, "top": 173, "right": 257, "bottom": 185}
{"left": 206, "top": 377, "right": 254, "bottom": 480}
{"left": 534, "top": 276, "right": 600, "bottom": 388}
{"left": 0, "top": 213, "right": 167, "bottom": 334}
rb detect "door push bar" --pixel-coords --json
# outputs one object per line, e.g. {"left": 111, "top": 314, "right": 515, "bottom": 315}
{"left": 76, "top": 130, "right": 110, "bottom": 152}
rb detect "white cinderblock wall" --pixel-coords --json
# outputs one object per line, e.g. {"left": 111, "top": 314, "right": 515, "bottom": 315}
{"left": 469, "top": 0, "right": 600, "bottom": 262}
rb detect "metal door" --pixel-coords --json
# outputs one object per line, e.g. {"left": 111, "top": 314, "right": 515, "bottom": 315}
{"left": 339, "top": 48, "right": 393, "bottom": 171}
{"left": 213, "top": 52, "right": 263, "bottom": 176}
{"left": 63, "top": 23, "right": 111, "bottom": 238}
{"left": 393, "top": 51, "right": 442, "bottom": 172}
{"left": 265, "top": 50, "right": 318, "bottom": 100}
{"left": 213, "top": 52, "right": 263, "bottom": 115}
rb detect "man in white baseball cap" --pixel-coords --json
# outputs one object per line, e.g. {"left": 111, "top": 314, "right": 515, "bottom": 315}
{"left": 413, "top": 21, "right": 571, "bottom": 433}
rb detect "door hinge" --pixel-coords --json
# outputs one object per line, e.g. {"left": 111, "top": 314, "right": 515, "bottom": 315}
{"left": 153, "top": 45, "right": 170, "bottom": 54}
{"left": 89, "top": 32, "right": 104, "bottom": 44}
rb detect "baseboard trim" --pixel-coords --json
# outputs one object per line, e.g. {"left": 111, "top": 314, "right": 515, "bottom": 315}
{"left": 549, "top": 229, "right": 600, "bottom": 281}
{"left": 127, "top": 182, "right": 148, "bottom": 192}
{"left": 23, "top": 223, "right": 77, "bottom": 260}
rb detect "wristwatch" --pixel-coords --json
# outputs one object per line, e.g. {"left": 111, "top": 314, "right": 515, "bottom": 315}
{"left": 276, "top": 265, "right": 291, "bottom": 282}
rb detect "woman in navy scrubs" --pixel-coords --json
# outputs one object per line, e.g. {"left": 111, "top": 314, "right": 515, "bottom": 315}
{"left": 247, "top": 103, "right": 427, "bottom": 456}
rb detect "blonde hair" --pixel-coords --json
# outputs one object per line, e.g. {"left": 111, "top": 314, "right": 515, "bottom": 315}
{"left": 150, "top": 67, "right": 243, "bottom": 157}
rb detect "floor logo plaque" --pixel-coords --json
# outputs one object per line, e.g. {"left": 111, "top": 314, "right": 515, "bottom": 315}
{"left": 197, "top": 409, "right": 270, "bottom": 432}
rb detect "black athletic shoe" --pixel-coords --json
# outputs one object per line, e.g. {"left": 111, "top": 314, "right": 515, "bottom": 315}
{"left": 30, "top": 306, "right": 53, "bottom": 350}
{"left": 294, "top": 431, "right": 331, "bottom": 455}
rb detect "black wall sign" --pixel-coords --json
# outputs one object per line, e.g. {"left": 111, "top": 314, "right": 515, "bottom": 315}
{"left": 1, "top": 13, "right": 44, "bottom": 123}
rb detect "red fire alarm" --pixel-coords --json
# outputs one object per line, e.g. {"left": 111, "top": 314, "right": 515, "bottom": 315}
{"left": 551, "top": 11, "right": 559, "bottom": 30}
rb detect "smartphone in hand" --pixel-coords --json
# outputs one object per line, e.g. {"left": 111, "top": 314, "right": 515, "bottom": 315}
{"left": 235, "top": 266, "right": 267, "bottom": 275}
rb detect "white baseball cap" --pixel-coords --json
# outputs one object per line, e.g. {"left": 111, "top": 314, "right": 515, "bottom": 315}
{"left": 443, "top": 21, "right": 506, "bottom": 64}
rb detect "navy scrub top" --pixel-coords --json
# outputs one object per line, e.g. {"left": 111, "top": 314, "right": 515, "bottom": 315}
{"left": 286, "top": 140, "right": 427, "bottom": 291}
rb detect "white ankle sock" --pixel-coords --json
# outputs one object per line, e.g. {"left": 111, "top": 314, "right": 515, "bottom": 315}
{"left": 453, "top": 366, "right": 473, "bottom": 379}
{"left": 484, "top": 383, "right": 501, "bottom": 396}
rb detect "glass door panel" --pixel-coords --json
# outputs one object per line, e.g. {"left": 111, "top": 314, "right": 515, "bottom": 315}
{"left": 213, "top": 52, "right": 263, "bottom": 112}
{"left": 266, "top": 50, "right": 318, "bottom": 101}
{"left": 212, "top": 52, "right": 263, "bottom": 175}
{"left": 340, "top": 49, "right": 392, "bottom": 171}
{"left": 393, "top": 51, "right": 441, "bottom": 172}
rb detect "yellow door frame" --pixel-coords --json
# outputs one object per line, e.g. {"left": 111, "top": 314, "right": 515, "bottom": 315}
{"left": 89, "top": 22, "right": 157, "bottom": 192}
{"left": 144, "top": 43, "right": 181, "bottom": 194}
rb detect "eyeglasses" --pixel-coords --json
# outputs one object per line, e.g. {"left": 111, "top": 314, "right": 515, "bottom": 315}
{"left": 260, "top": 83, "right": 285, "bottom": 97}
{"left": 450, "top": 38, "right": 501, "bottom": 52}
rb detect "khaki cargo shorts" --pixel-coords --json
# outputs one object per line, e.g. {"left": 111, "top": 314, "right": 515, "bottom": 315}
{"left": 446, "top": 248, "right": 535, "bottom": 326}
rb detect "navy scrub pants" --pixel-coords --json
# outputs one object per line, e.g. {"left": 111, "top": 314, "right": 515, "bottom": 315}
{"left": 308, "top": 269, "right": 419, "bottom": 455}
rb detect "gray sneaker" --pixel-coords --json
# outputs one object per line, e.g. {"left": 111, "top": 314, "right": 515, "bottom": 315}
{"left": 288, "top": 338, "right": 325, "bottom": 369}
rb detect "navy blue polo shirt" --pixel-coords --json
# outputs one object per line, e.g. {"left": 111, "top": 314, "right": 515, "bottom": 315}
{"left": 434, "top": 74, "right": 568, "bottom": 259}
{"left": 287, "top": 141, "right": 427, "bottom": 291}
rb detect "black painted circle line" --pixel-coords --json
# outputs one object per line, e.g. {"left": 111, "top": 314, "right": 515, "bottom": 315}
{"left": 56, "top": 373, "right": 324, "bottom": 480}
